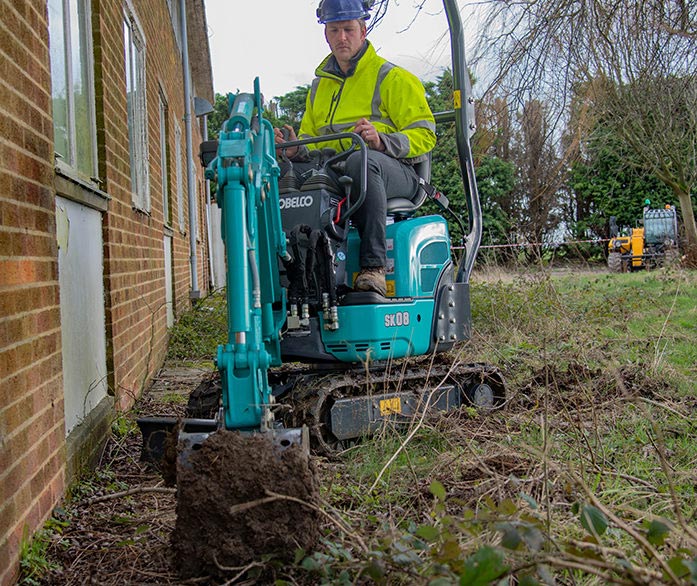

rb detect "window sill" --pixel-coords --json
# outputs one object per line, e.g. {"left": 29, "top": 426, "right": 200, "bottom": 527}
{"left": 131, "top": 204, "right": 152, "bottom": 217}
{"left": 55, "top": 167, "right": 110, "bottom": 213}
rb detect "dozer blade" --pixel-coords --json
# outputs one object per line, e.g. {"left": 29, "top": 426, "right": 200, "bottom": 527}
{"left": 171, "top": 427, "right": 321, "bottom": 579}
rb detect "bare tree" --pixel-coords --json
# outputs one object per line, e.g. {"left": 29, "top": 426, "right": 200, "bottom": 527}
{"left": 513, "top": 100, "right": 565, "bottom": 250}
{"left": 472, "top": 0, "right": 697, "bottom": 263}
{"left": 476, "top": 94, "right": 566, "bottom": 252}
{"left": 476, "top": 96, "right": 512, "bottom": 162}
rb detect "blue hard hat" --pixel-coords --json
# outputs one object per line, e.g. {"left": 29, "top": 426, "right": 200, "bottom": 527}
{"left": 317, "top": 0, "right": 372, "bottom": 23}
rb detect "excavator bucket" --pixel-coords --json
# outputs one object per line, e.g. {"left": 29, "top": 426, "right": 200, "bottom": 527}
{"left": 136, "top": 410, "right": 318, "bottom": 578}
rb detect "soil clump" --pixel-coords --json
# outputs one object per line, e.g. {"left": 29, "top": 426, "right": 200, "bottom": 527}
{"left": 172, "top": 430, "right": 321, "bottom": 578}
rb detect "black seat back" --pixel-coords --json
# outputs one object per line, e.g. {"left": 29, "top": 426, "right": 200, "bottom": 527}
{"left": 386, "top": 153, "right": 432, "bottom": 216}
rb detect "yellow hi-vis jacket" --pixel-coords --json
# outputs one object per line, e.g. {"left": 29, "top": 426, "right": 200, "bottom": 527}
{"left": 298, "top": 41, "right": 436, "bottom": 163}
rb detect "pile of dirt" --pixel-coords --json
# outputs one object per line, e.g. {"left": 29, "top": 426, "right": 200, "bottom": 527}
{"left": 172, "top": 430, "right": 321, "bottom": 579}
{"left": 512, "top": 360, "right": 675, "bottom": 414}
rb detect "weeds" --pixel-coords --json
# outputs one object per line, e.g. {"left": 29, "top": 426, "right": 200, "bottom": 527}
{"left": 159, "top": 391, "right": 188, "bottom": 405}
{"left": 166, "top": 291, "right": 227, "bottom": 362}
{"left": 110, "top": 413, "right": 137, "bottom": 438}
{"left": 18, "top": 520, "right": 67, "bottom": 585}
{"left": 301, "top": 267, "right": 697, "bottom": 584}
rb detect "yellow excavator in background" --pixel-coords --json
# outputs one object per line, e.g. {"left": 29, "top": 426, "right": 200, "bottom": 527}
{"left": 607, "top": 201, "right": 680, "bottom": 272}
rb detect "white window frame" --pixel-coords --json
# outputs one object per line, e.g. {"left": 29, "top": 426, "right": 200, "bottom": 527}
{"left": 166, "top": 0, "right": 182, "bottom": 53}
{"left": 174, "top": 120, "right": 185, "bottom": 232}
{"left": 123, "top": 3, "right": 150, "bottom": 211}
{"left": 48, "top": 0, "right": 98, "bottom": 183}
{"left": 158, "top": 93, "right": 171, "bottom": 226}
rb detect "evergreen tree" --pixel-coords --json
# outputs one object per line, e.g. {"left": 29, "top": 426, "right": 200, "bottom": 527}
{"left": 569, "top": 123, "right": 675, "bottom": 238}
{"left": 271, "top": 85, "right": 310, "bottom": 130}
{"left": 206, "top": 93, "right": 229, "bottom": 140}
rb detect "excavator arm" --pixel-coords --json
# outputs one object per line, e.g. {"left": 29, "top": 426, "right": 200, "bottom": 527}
{"left": 206, "top": 84, "right": 288, "bottom": 432}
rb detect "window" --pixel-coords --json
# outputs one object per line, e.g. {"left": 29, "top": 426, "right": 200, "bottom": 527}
{"left": 158, "top": 94, "right": 171, "bottom": 225}
{"left": 48, "top": 0, "right": 98, "bottom": 182}
{"left": 193, "top": 158, "right": 199, "bottom": 239}
{"left": 174, "top": 120, "right": 184, "bottom": 232}
{"left": 123, "top": 6, "right": 149, "bottom": 211}
{"left": 166, "top": 0, "right": 182, "bottom": 53}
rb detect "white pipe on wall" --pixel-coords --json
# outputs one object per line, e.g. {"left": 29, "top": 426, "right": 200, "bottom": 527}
{"left": 179, "top": 0, "right": 201, "bottom": 298}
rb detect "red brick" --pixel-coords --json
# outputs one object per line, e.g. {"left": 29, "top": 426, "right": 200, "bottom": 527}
{"left": 0, "top": 416, "right": 62, "bottom": 506}
{"left": 0, "top": 284, "right": 57, "bottom": 323}
{"left": 0, "top": 259, "right": 54, "bottom": 287}
{"left": 37, "top": 467, "right": 64, "bottom": 520}
{"left": 0, "top": 537, "right": 17, "bottom": 586}
{"left": 0, "top": 496, "right": 17, "bottom": 543}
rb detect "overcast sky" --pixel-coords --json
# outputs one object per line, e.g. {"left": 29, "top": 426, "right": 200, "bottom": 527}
{"left": 204, "top": 0, "right": 470, "bottom": 100}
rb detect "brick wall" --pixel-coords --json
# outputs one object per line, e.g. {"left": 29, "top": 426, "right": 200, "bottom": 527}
{"left": 0, "top": 2, "right": 66, "bottom": 584}
{"left": 0, "top": 0, "right": 212, "bottom": 582}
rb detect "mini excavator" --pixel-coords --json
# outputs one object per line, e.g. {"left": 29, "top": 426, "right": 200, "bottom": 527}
{"left": 137, "top": 0, "right": 505, "bottom": 572}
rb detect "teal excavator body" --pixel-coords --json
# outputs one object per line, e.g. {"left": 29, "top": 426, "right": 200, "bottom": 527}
{"left": 208, "top": 82, "right": 474, "bottom": 434}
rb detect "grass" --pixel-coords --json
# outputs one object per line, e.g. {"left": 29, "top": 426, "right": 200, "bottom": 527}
{"left": 166, "top": 290, "right": 227, "bottom": 363}
{"left": 161, "top": 267, "right": 696, "bottom": 585}
{"left": 307, "top": 266, "right": 697, "bottom": 584}
{"left": 159, "top": 391, "right": 188, "bottom": 405}
{"left": 35, "top": 265, "right": 696, "bottom": 585}
{"left": 471, "top": 267, "right": 696, "bottom": 384}
{"left": 18, "top": 519, "right": 68, "bottom": 585}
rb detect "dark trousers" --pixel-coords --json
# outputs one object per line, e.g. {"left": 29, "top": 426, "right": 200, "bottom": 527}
{"left": 282, "top": 150, "right": 420, "bottom": 268}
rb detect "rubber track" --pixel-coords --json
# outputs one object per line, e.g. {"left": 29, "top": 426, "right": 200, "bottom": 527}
{"left": 274, "top": 361, "right": 506, "bottom": 454}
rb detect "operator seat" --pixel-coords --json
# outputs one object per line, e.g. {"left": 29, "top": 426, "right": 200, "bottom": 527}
{"left": 386, "top": 153, "right": 432, "bottom": 217}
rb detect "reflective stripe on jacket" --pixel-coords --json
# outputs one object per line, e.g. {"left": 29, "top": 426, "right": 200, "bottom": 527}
{"left": 298, "top": 41, "right": 436, "bottom": 162}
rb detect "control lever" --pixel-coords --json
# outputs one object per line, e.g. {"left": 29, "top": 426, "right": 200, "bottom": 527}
{"left": 325, "top": 176, "right": 353, "bottom": 241}
{"left": 339, "top": 176, "right": 353, "bottom": 200}
{"left": 335, "top": 176, "right": 353, "bottom": 225}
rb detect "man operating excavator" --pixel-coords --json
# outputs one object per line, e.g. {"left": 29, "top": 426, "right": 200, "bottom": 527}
{"left": 274, "top": 0, "right": 436, "bottom": 296}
